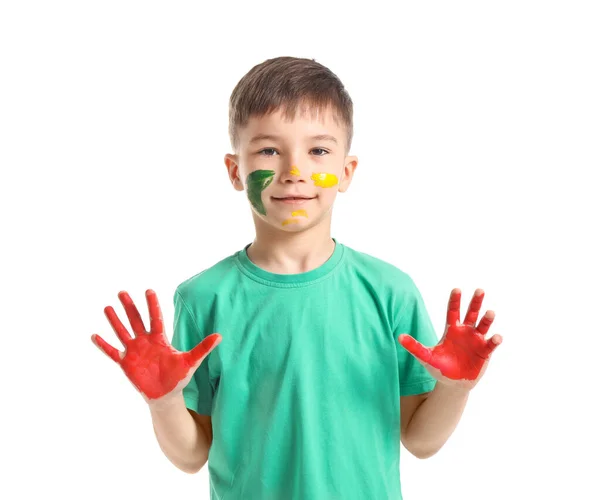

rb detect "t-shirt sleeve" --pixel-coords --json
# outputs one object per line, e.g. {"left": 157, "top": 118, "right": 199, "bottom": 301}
{"left": 170, "top": 289, "right": 214, "bottom": 415}
{"left": 393, "top": 277, "right": 439, "bottom": 396}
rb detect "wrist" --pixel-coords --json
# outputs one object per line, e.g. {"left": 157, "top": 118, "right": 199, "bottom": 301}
{"left": 147, "top": 390, "right": 185, "bottom": 413}
{"left": 433, "top": 381, "right": 471, "bottom": 398}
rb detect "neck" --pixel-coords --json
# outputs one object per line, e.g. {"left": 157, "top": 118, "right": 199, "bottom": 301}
{"left": 247, "top": 212, "right": 335, "bottom": 274}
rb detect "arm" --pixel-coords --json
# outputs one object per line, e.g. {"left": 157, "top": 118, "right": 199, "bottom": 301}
{"left": 398, "top": 288, "right": 502, "bottom": 459}
{"left": 149, "top": 396, "right": 213, "bottom": 473}
{"left": 400, "top": 386, "right": 469, "bottom": 459}
{"left": 91, "top": 289, "right": 221, "bottom": 473}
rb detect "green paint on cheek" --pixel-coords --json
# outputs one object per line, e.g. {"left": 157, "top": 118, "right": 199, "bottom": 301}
{"left": 246, "top": 170, "right": 275, "bottom": 215}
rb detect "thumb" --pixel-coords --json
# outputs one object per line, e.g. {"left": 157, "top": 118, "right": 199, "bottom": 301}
{"left": 185, "top": 333, "right": 222, "bottom": 369}
{"left": 398, "top": 334, "right": 433, "bottom": 365}
{"left": 480, "top": 334, "right": 502, "bottom": 359}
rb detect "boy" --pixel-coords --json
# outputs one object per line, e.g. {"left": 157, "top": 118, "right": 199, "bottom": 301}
{"left": 92, "top": 56, "right": 502, "bottom": 499}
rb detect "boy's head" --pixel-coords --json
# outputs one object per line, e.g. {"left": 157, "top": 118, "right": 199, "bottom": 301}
{"left": 225, "top": 56, "right": 358, "bottom": 233}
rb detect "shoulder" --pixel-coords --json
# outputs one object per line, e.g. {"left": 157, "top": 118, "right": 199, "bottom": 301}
{"left": 174, "top": 249, "right": 242, "bottom": 303}
{"left": 341, "top": 243, "right": 417, "bottom": 295}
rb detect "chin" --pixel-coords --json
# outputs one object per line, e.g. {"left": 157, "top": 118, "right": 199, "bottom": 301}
{"left": 280, "top": 223, "right": 305, "bottom": 232}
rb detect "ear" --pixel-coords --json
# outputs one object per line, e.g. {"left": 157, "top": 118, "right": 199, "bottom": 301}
{"left": 338, "top": 155, "right": 358, "bottom": 193}
{"left": 224, "top": 153, "right": 244, "bottom": 191}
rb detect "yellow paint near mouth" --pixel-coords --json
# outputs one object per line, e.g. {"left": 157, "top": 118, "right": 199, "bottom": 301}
{"left": 311, "top": 172, "right": 338, "bottom": 188}
{"left": 290, "top": 166, "right": 301, "bottom": 176}
{"left": 282, "top": 209, "right": 308, "bottom": 226}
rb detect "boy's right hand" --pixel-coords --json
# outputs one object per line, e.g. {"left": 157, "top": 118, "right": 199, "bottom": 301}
{"left": 91, "top": 289, "right": 221, "bottom": 408}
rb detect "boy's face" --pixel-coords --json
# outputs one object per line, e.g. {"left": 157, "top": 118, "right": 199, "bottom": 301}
{"left": 225, "top": 105, "right": 358, "bottom": 233}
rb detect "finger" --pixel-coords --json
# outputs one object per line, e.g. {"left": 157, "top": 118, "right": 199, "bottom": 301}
{"left": 104, "top": 305, "right": 133, "bottom": 346}
{"left": 118, "top": 291, "right": 148, "bottom": 336}
{"left": 464, "top": 289, "right": 484, "bottom": 326}
{"left": 91, "top": 334, "right": 122, "bottom": 364}
{"left": 446, "top": 288, "right": 461, "bottom": 327}
{"left": 185, "top": 333, "right": 223, "bottom": 368}
{"left": 476, "top": 310, "right": 495, "bottom": 336}
{"left": 398, "top": 334, "right": 433, "bottom": 365}
{"left": 480, "top": 334, "right": 502, "bottom": 358}
{"left": 145, "top": 289, "right": 165, "bottom": 337}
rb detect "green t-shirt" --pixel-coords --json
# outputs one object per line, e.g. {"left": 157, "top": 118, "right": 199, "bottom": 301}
{"left": 171, "top": 238, "right": 438, "bottom": 499}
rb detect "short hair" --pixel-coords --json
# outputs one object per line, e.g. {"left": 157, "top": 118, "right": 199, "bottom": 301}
{"left": 228, "top": 56, "right": 353, "bottom": 154}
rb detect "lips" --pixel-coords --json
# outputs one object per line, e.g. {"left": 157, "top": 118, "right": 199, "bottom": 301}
{"left": 272, "top": 195, "right": 315, "bottom": 205}
{"left": 272, "top": 195, "right": 315, "bottom": 200}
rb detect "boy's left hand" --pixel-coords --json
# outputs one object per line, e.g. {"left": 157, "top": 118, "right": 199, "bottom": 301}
{"left": 398, "top": 288, "right": 502, "bottom": 390}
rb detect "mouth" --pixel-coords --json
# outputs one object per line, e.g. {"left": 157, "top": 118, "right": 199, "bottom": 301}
{"left": 272, "top": 196, "right": 316, "bottom": 204}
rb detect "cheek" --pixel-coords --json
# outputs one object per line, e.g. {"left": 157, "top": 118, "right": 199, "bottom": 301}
{"left": 246, "top": 169, "right": 276, "bottom": 216}
{"left": 316, "top": 187, "right": 339, "bottom": 205}
{"left": 311, "top": 172, "right": 339, "bottom": 188}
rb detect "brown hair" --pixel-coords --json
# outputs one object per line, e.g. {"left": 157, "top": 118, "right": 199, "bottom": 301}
{"left": 228, "top": 56, "right": 354, "bottom": 154}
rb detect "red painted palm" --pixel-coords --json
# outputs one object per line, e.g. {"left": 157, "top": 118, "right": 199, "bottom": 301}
{"left": 91, "top": 289, "right": 221, "bottom": 402}
{"left": 398, "top": 288, "right": 502, "bottom": 387}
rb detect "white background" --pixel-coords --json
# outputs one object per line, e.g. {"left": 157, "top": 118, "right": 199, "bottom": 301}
{"left": 1, "top": 1, "right": 599, "bottom": 498}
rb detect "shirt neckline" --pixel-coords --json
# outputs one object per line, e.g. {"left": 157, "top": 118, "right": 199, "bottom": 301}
{"left": 235, "top": 238, "right": 345, "bottom": 288}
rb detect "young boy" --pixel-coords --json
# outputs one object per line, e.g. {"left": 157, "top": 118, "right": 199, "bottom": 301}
{"left": 92, "top": 56, "right": 502, "bottom": 499}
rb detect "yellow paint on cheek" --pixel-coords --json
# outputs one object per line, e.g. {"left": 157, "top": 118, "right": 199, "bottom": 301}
{"left": 290, "top": 166, "right": 301, "bottom": 176}
{"left": 311, "top": 172, "right": 338, "bottom": 188}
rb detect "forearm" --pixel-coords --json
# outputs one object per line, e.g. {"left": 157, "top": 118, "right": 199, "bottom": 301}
{"left": 149, "top": 394, "right": 210, "bottom": 473}
{"left": 404, "top": 383, "right": 470, "bottom": 459}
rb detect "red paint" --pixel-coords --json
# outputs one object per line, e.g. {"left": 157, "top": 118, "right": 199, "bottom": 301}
{"left": 398, "top": 289, "right": 500, "bottom": 381}
{"left": 92, "top": 289, "right": 221, "bottom": 400}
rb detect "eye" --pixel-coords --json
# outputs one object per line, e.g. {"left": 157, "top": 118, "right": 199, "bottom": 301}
{"left": 311, "top": 148, "right": 329, "bottom": 156}
{"left": 258, "top": 148, "right": 278, "bottom": 156}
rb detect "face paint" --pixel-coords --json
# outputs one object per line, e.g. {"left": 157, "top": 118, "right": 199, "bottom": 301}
{"left": 91, "top": 289, "right": 222, "bottom": 401}
{"left": 311, "top": 172, "right": 338, "bottom": 188}
{"left": 282, "top": 209, "right": 308, "bottom": 226}
{"left": 289, "top": 166, "right": 301, "bottom": 176}
{"left": 398, "top": 289, "right": 501, "bottom": 384}
{"left": 246, "top": 169, "right": 275, "bottom": 215}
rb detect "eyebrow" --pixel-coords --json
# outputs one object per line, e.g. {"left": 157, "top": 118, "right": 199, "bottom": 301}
{"left": 249, "top": 133, "right": 338, "bottom": 145}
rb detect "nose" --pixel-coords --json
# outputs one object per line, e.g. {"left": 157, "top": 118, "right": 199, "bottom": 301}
{"left": 280, "top": 164, "right": 306, "bottom": 183}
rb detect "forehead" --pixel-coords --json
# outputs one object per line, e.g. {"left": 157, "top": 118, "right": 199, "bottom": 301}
{"left": 240, "top": 104, "right": 344, "bottom": 143}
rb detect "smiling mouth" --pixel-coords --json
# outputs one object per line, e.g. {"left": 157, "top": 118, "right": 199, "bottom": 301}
{"left": 272, "top": 196, "right": 316, "bottom": 203}
{"left": 272, "top": 195, "right": 316, "bottom": 200}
